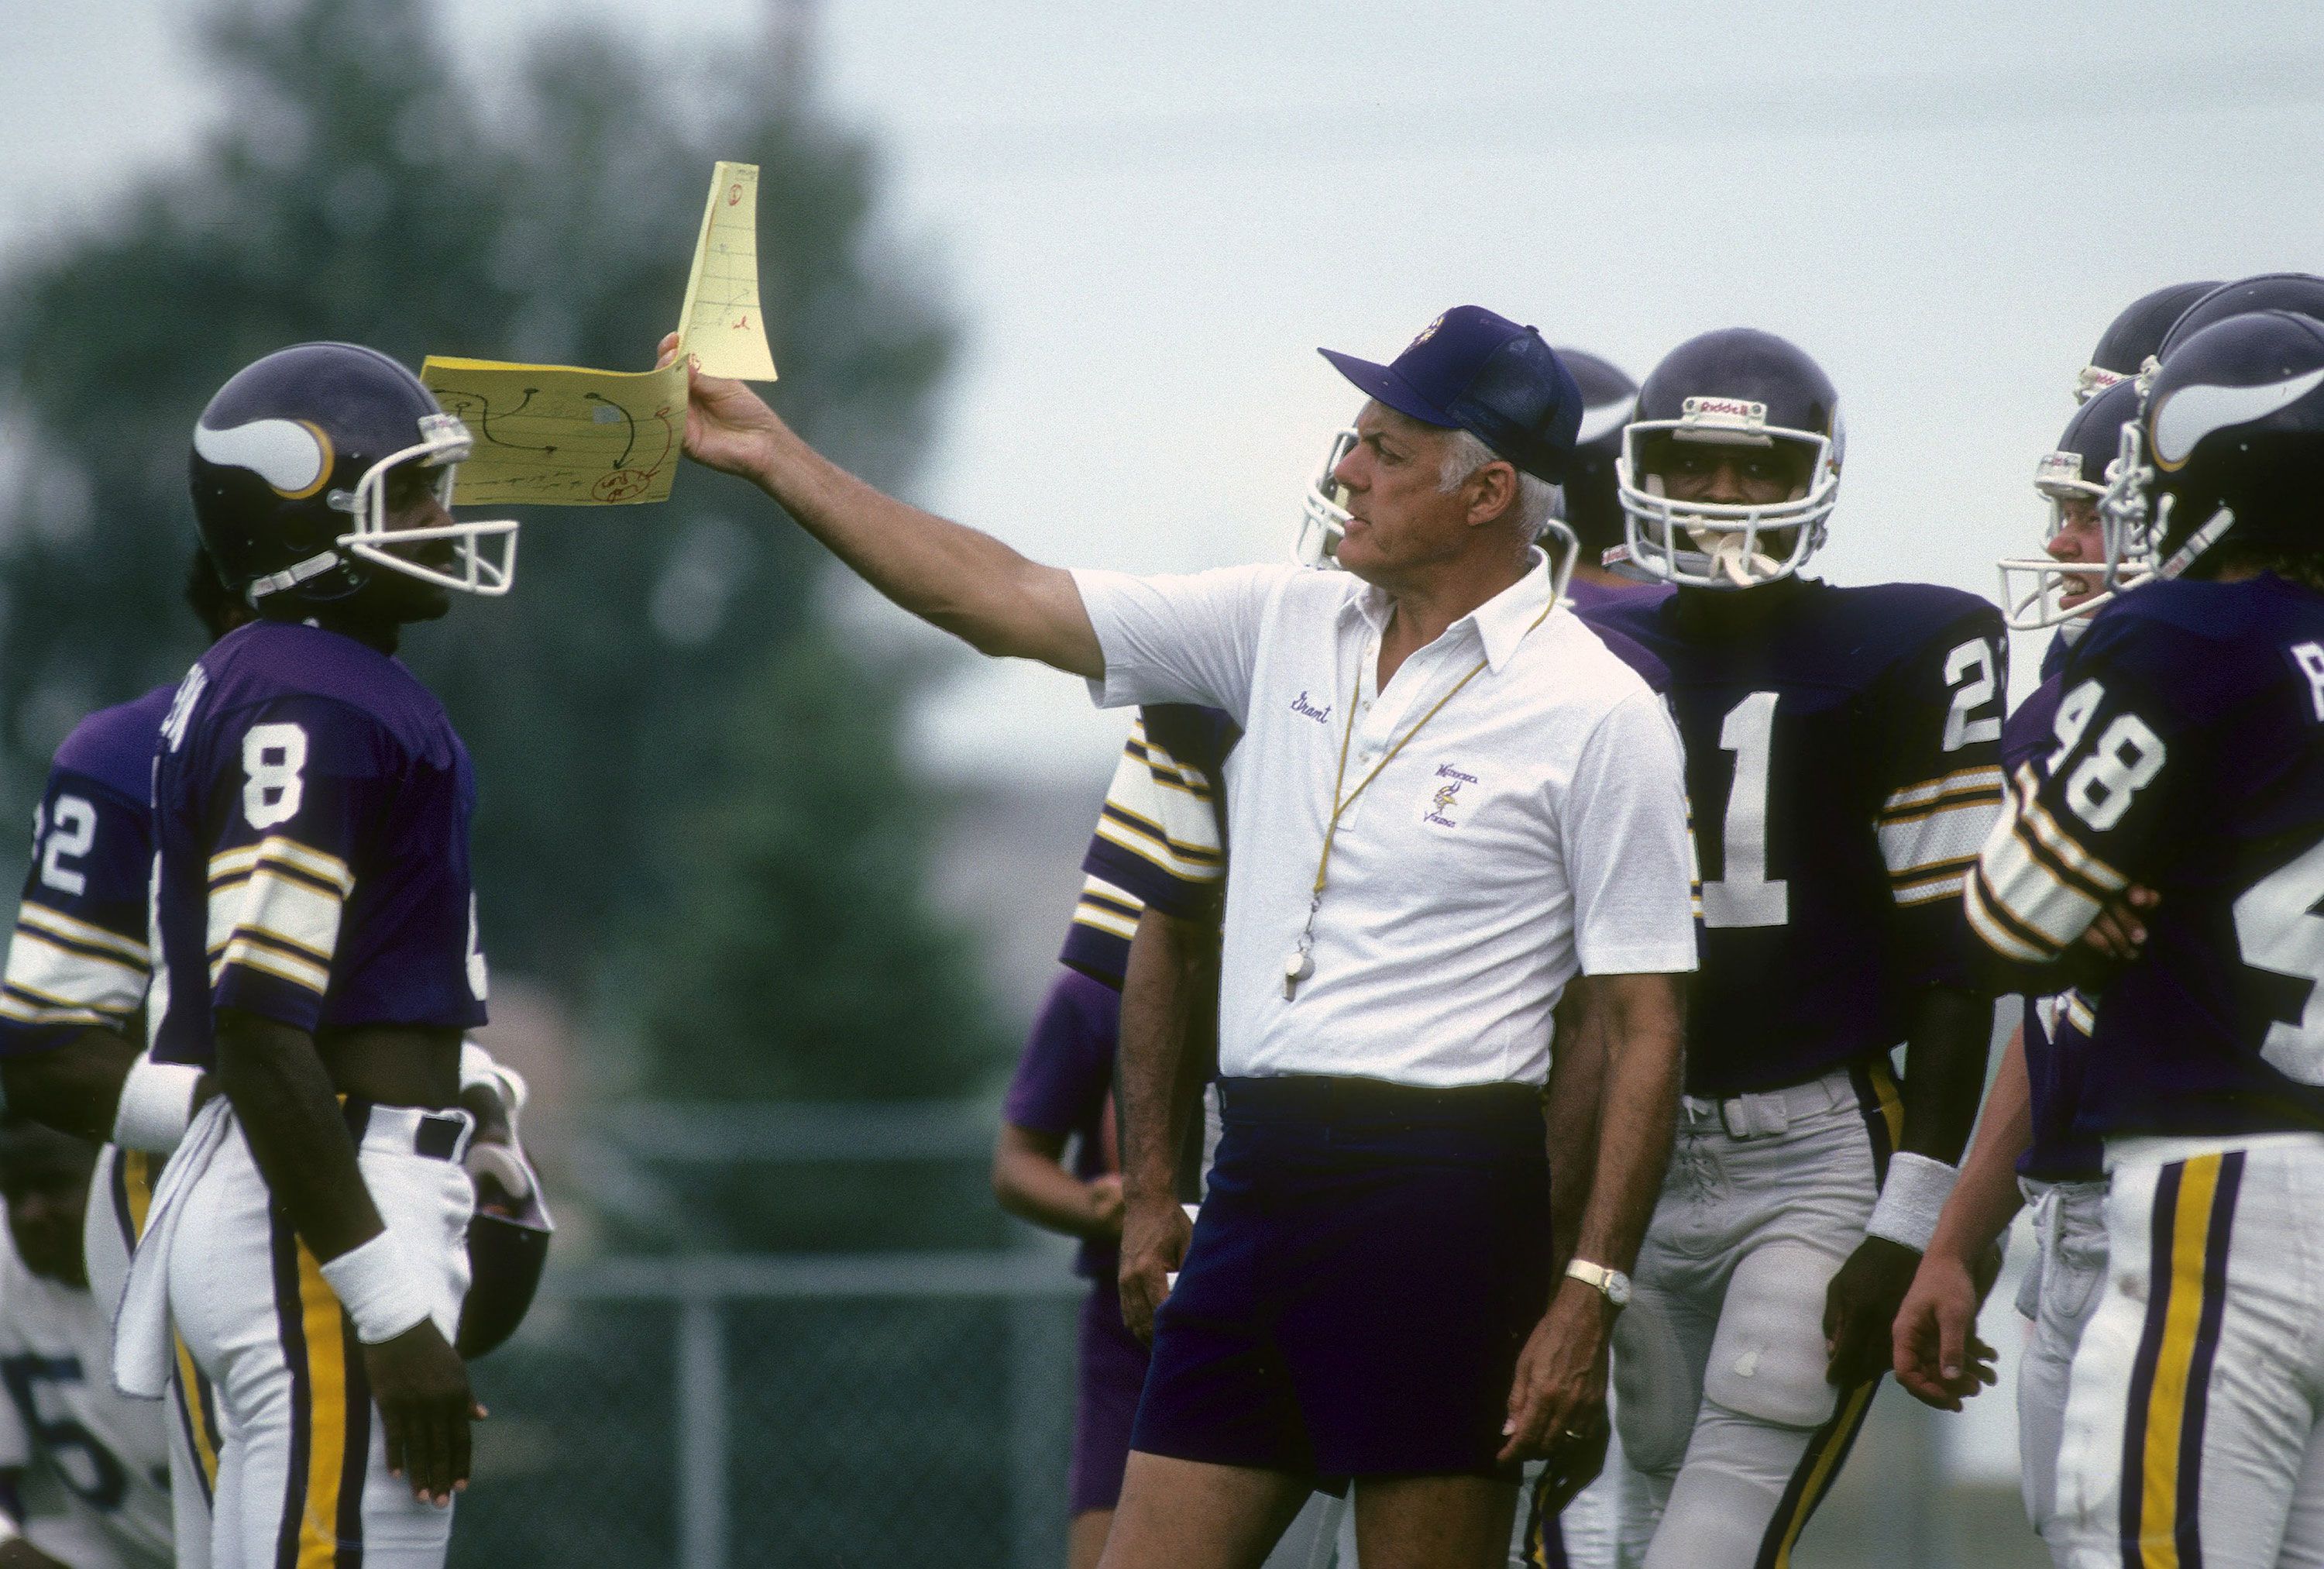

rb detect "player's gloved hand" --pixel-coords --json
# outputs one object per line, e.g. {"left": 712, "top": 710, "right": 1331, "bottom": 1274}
{"left": 1823, "top": 1235, "right": 1924, "bottom": 1387}
{"left": 2080, "top": 885, "right": 2160, "bottom": 963}
{"left": 364, "top": 1317, "right": 484, "bottom": 1507}
{"left": 657, "top": 330, "right": 782, "bottom": 482}
{"left": 1499, "top": 1275, "right": 1613, "bottom": 1481}
{"left": 1117, "top": 1193, "right": 1191, "bottom": 1346}
{"left": 1890, "top": 1245, "right": 2002, "bottom": 1411}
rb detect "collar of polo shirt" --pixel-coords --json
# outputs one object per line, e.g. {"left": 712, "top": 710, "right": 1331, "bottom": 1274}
{"left": 1338, "top": 546, "right": 1556, "bottom": 673}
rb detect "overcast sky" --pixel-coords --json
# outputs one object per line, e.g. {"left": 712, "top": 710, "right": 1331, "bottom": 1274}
{"left": 10, "top": 1, "right": 2324, "bottom": 784}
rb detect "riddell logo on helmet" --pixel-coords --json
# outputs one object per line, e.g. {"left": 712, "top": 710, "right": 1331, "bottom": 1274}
{"left": 1682, "top": 397, "right": 1766, "bottom": 422}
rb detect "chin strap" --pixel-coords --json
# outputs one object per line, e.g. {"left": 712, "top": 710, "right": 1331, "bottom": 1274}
{"left": 2157, "top": 507, "right": 2236, "bottom": 582}
{"left": 242, "top": 549, "right": 347, "bottom": 602}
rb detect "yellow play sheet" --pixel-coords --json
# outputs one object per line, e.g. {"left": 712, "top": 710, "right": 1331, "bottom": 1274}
{"left": 421, "top": 357, "right": 687, "bottom": 507}
{"left": 421, "top": 159, "right": 779, "bottom": 507}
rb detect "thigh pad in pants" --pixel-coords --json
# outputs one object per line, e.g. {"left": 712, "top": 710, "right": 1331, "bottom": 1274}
{"left": 1700, "top": 1245, "right": 1841, "bottom": 1432}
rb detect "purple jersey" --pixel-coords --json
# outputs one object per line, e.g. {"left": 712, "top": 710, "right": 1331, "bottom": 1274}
{"left": 150, "top": 621, "right": 486, "bottom": 1066}
{"left": 0, "top": 686, "right": 176, "bottom": 1055}
{"left": 1059, "top": 704, "right": 1237, "bottom": 988}
{"left": 1972, "top": 575, "right": 2324, "bottom": 1141}
{"left": 2001, "top": 666, "right": 2102, "bottom": 1182}
{"left": 1591, "top": 579, "right": 2008, "bottom": 1095}
{"left": 1003, "top": 967, "right": 1122, "bottom": 1278}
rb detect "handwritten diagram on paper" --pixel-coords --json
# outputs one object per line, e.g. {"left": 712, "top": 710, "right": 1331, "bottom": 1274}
{"left": 676, "top": 161, "right": 780, "bottom": 381}
{"left": 421, "top": 356, "right": 688, "bottom": 507}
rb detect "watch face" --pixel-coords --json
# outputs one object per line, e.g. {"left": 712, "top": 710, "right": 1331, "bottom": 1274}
{"left": 1607, "top": 1274, "right": 1632, "bottom": 1307}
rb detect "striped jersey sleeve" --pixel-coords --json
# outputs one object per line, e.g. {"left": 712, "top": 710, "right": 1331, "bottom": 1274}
{"left": 0, "top": 689, "right": 177, "bottom": 1056}
{"left": 1967, "top": 657, "right": 2169, "bottom": 972}
{"left": 1874, "top": 611, "right": 2009, "bottom": 981}
{"left": 0, "top": 773, "right": 153, "bottom": 1054}
{"left": 1058, "top": 711, "right": 1228, "bottom": 989}
{"left": 195, "top": 697, "right": 380, "bottom": 1032}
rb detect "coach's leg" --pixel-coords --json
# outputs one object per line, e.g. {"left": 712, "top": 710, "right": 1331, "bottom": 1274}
{"left": 1352, "top": 1473, "right": 1517, "bottom": 1569}
{"left": 1096, "top": 1452, "right": 1314, "bottom": 1569}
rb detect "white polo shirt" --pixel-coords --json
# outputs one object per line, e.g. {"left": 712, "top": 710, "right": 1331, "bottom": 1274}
{"left": 1071, "top": 551, "right": 1697, "bottom": 1089}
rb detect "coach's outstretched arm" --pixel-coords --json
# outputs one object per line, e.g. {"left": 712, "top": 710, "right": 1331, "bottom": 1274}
{"left": 662, "top": 335, "right": 1101, "bottom": 676}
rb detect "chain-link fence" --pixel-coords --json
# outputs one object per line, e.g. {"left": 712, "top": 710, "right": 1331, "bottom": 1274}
{"left": 452, "top": 1253, "right": 1083, "bottom": 1568}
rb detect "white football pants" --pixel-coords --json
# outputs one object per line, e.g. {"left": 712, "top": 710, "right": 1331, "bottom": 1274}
{"left": 1611, "top": 1062, "right": 1896, "bottom": 1569}
{"left": 2053, "top": 1139, "right": 2324, "bottom": 1569}
{"left": 91, "top": 1141, "right": 221, "bottom": 1569}
{"left": 2014, "top": 1177, "right": 2107, "bottom": 1561}
{"left": 164, "top": 1108, "right": 473, "bottom": 1569}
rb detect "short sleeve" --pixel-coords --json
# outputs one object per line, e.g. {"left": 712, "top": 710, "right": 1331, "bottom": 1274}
{"left": 1968, "top": 629, "right": 2185, "bottom": 975}
{"left": 1872, "top": 614, "right": 2009, "bottom": 986}
{"left": 202, "top": 697, "right": 390, "bottom": 1033}
{"left": 1069, "top": 564, "right": 1288, "bottom": 723}
{"left": 0, "top": 771, "right": 153, "bottom": 1056}
{"left": 1002, "top": 972, "right": 1119, "bottom": 1139}
{"left": 1562, "top": 690, "right": 1700, "bottom": 975}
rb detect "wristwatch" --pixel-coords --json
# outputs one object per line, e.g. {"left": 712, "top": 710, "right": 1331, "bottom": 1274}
{"left": 1565, "top": 1258, "right": 1632, "bottom": 1309}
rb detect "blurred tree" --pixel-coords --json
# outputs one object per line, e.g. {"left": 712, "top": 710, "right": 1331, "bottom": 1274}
{"left": 0, "top": 0, "right": 1009, "bottom": 1130}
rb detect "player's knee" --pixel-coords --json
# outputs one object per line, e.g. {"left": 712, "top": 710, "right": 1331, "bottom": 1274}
{"left": 1700, "top": 1253, "right": 1841, "bottom": 1431}
{"left": 1612, "top": 1295, "right": 1700, "bottom": 1474}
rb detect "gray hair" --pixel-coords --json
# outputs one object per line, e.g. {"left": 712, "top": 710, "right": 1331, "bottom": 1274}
{"left": 1439, "top": 428, "right": 1559, "bottom": 539}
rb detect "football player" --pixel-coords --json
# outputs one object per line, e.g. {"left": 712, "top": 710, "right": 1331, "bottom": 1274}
{"left": 1893, "top": 377, "right": 2151, "bottom": 1560}
{"left": 999, "top": 705, "right": 1233, "bottom": 1569}
{"left": 107, "top": 342, "right": 514, "bottom": 1568}
{"left": 2073, "top": 281, "right": 2220, "bottom": 404}
{"left": 1546, "top": 349, "right": 1661, "bottom": 614}
{"left": 1583, "top": 329, "right": 2006, "bottom": 1567}
{"left": 0, "top": 1116, "right": 170, "bottom": 1568}
{"left": 1962, "top": 306, "right": 2324, "bottom": 1567}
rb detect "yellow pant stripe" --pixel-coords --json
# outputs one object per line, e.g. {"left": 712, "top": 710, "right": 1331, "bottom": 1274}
{"left": 292, "top": 1241, "right": 352, "bottom": 1568}
{"left": 2135, "top": 1154, "right": 2223, "bottom": 1569}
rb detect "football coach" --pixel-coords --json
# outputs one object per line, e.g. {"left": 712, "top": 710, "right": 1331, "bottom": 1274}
{"left": 662, "top": 308, "right": 1695, "bottom": 1569}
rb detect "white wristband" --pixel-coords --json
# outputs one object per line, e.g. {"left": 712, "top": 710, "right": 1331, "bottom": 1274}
{"left": 111, "top": 1060, "right": 204, "bottom": 1154}
{"left": 318, "top": 1231, "right": 432, "bottom": 1345}
{"left": 1865, "top": 1151, "right": 1959, "bottom": 1253}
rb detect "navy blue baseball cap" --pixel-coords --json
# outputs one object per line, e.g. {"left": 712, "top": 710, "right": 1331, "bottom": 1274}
{"left": 1319, "top": 306, "right": 1583, "bottom": 483}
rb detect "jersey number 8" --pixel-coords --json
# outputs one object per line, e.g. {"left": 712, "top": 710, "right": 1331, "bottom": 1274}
{"left": 241, "top": 722, "right": 308, "bottom": 831}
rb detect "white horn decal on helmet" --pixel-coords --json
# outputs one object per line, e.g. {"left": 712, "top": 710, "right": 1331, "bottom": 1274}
{"left": 191, "top": 418, "right": 334, "bottom": 499}
{"left": 1575, "top": 395, "right": 1638, "bottom": 446}
{"left": 2151, "top": 367, "right": 2324, "bottom": 470}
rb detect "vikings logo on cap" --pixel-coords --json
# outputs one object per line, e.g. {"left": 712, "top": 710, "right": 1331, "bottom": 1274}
{"left": 1408, "top": 314, "right": 1446, "bottom": 353}
{"left": 191, "top": 417, "right": 335, "bottom": 500}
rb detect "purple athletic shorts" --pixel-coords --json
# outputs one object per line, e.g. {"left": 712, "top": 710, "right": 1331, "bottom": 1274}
{"left": 1071, "top": 1276, "right": 1151, "bottom": 1515}
{"left": 1130, "top": 1075, "right": 1551, "bottom": 1482}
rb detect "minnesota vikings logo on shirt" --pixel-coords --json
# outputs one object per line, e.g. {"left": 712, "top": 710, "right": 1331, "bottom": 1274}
{"left": 1425, "top": 764, "right": 1477, "bottom": 828}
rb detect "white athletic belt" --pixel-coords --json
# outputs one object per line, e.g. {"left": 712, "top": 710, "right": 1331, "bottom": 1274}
{"left": 111, "top": 1095, "right": 234, "bottom": 1400}
{"left": 1679, "top": 1066, "right": 1855, "bottom": 1140}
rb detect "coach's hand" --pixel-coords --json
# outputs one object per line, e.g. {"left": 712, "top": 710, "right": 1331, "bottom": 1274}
{"left": 656, "top": 332, "right": 782, "bottom": 482}
{"left": 1118, "top": 1195, "right": 1191, "bottom": 1345}
{"left": 365, "top": 1318, "right": 484, "bottom": 1507}
{"left": 1500, "top": 1277, "right": 1612, "bottom": 1494}
{"left": 1823, "top": 1236, "right": 1923, "bottom": 1387}
{"left": 1891, "top": 1247, "right": 2000, "bottom": 1411}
